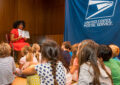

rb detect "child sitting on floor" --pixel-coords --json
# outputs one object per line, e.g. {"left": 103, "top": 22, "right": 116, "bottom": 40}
{"left": 98, "top": 45, "right": 120, "bottom": 85}
{"left": 70, "top": 43, "right": 79, "bottom": 82}
{"left": 32, "top": 43, "right": 42, "bottom": 63}
{"left": 19, "top": 46, "right": 38, "bottom": 69}
{"left": 61, "top": 41, "right": 72, "bottom": 66}
{"left": 0, "top": 42, "right": 16, "bottom": 85}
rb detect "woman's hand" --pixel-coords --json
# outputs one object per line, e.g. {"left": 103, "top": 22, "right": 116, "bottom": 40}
{"left": 11, "top": 34, "right": 22, "bottom": 42}
{"left": 24, "top": 37, "right": 27, "bottom": 41}
{"left": 18, "top": 36, "right": 22, "bottom": 39}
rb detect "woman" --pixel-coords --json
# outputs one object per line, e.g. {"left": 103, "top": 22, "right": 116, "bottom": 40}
{"left": 77, "top": 40, "right": 113, "bottom": 85}
{"left": 10, "top": 20, "right": 30, "bottom": 51}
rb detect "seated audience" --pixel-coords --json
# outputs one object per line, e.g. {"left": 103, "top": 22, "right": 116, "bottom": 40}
{"left": 32, "top": 43, "right": 42, "bottom": 63}
{"left": 0, "top": 42, "right": 16, "bottom": 85}
{"left": 98, "top": 45, "right": 120, "bottom": 85}
{"left": 78, "top": 40, "right": 113, "bottom": 85}
{"left": 61, "top": 41, "right": 72, "bottom": 66}
{"left": 109, "top": 44, "right": 120, "bottom": 61}
{"left": 21, "top": 40, "right": 66, "bottom": 85}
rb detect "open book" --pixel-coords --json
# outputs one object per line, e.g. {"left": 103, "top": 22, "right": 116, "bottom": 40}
{"left": 18, "top": 29, "right": 30, "bottom": 38}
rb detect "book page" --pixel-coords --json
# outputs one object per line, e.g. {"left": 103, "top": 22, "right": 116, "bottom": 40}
{"left": 24, "top": 31, "right": 30, "bottom": 38}
{"left": 18, "top": 29, "right": 30, "bottom": 38}
{"left": 18, "top": 29, "right": 23, "bottom": 37}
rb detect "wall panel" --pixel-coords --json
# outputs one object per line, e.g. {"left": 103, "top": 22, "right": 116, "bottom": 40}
{"left": 0, "top": 0, "right": 65, "bottom": 45}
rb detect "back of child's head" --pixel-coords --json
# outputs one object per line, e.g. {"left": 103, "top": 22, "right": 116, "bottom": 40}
{"left": 72, "top": 43, "right": 79, "bottom": 56}
{"left": 109, "top": 44, "right": 119, "bottom": 57}
{"left": 0, "top": 42, "right": 11, "bottom": 57}
{"left": 32, "top": 43, "right": 40, "bottom": 53}
{"left": 78, "top": 40, "right": 101, "bottom": 85}
{"left": 21, "top": 46, "right": 32, "bottom": 56}
{"left": 41, "top": 40, "right": 60, "bottom": 61}
{"left": 97, "top": 45, "right": 113, "bottom": 84}
{"left": 41, "top": 39, "right": 60, "bottom": 85}
{"left": 97, "top": 45, "right": 112, "bottom": 61}
{"left": 61, "top": 41, "right": 72, "bottom": 51}
{"left": 26, "top": 52, "right": 33, "bottom": 62}
{"left": 78, "top": 40, "right": 98, "bottom": 66}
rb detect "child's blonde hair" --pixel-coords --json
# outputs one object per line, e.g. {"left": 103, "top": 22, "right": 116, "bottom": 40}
{"left": 0, "top": 42, "right": 11, "bottom": 57}
{"left": 21, "top": 46, "right": 33, "bottom": 62}
{"left": 21, "top": 46, "right": 32, "bottom": 56}
{"left": 109, "top": 44, "right": 120, "bottom": 57}
{"left": 32, "top": 43, "right": 40, "bottom": 62}
{"left": 26, "top": 53, "right": 33, "bottom": 62}
{"left": 32, "top": 43, "right": 40, "bottom": 53}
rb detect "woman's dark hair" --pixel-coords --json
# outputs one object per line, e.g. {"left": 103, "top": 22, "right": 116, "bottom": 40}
{"left": 41, "top": 40, "right": 60, "bottom": 85}
{"left": 78, "top": 40, "right": 101, "bottom": 85}
{"left": 13, "top": 20, "right": 25, "bottom": 29}
{"left": 97, "top": 45, "right": 112, "bottom": 61}
{"left": 97, "top": 45, "right": 113, "bottom": 84}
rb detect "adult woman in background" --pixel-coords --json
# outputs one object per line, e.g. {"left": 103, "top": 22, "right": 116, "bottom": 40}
{"left": 10, "top": 20, "right": 30, "bottom": 62}
{"left": 10, "top": 20, "right": 30, "bottom": 51}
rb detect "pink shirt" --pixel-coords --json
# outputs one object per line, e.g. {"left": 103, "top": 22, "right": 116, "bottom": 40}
{"left": 19, "top": 55, "right": 38, "bottom": 65}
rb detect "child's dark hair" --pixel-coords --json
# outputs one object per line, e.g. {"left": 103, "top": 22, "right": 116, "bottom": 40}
{"left": 13, "top": 20, "right": 25, "bottom": 28}
{"left": 41, "top": 40, "right": 60, "bottom": 85}
{"left": 78, "top": 41, "right": 100, "bottom": 85}
{"left": 97, "top": 45, "right": 113, "bottom": 84}
{"left": 62, "top": 41, "right": 72, "bottom": 50}
{"left": 97, "top": 45, "right": 112, "bottom": 61}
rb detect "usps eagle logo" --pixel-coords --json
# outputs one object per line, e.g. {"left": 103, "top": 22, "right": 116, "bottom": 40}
{"left": 85, "top": 0, "right": 117, "bottom": 20}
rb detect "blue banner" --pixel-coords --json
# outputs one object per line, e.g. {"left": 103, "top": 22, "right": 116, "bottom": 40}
{"left": 64, "top": 0, "right": 120, "bottom": 46}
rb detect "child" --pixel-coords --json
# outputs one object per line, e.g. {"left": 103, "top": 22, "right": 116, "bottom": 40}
{"left": 70, "top": 43, "right": 79, "bottom": 82}
{"left": 98, "top": 45, "right": 120, "bottom": 85}
{"left": 0, "top": 42, "right": 16, "bottom": 85}
{"left": 61, "top": 41, "right": 72, "bottom": 66}
{"left": 78, "top": 40, "right": 113, "bottom": 85}
{"left": 32, "top": 43, "right": 42, "bottom": 63}
{"left": 109, "top": 44, "right": 120, "bottom": 61}
{"left": 22, "top": 40, "right": 66, "bottom": 85}
{"left": 17, "top": 46, "right": 41, "bottom": 85}
{"left": 19, "top": 46, "right": 38, "bottom": 69}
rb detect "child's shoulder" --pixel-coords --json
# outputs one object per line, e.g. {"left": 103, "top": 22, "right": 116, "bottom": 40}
{"left": 6, "top": 56, "right": 14, "bottom": 60}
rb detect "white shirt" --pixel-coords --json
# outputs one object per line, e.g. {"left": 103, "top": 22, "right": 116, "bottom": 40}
{"left": 78, "top": 62, "right": 112, "bottom": 85}
{"left": 0, "top": 56, "right": 16, "bottom": 85}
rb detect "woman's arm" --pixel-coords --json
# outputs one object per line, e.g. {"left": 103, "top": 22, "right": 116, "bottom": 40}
{"left": 22, "top": 65, "right": 37, "bottom": 76}
{"left": 10, "top": 34, "right": 22, "bottom": 42}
